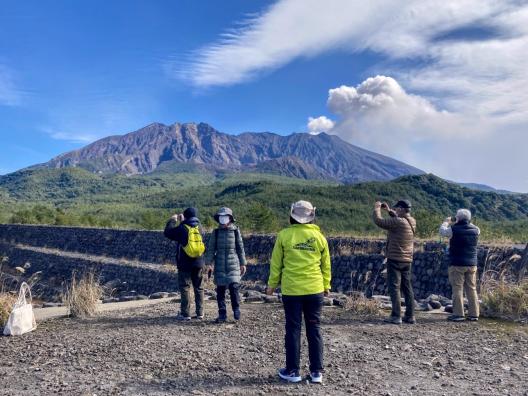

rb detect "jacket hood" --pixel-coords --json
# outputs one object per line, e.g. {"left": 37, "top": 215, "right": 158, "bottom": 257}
{"left": 184, "top": 217, "right": 200, "bottom": 227}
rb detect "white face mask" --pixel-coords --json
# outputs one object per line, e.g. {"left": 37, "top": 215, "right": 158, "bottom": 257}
{"left": 218, "top": 215, "right": 230, "bottom": 225}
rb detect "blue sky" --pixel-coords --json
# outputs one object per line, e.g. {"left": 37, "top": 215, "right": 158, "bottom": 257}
{"left": 1, "top": 1, "right": 527, "bottom": 192}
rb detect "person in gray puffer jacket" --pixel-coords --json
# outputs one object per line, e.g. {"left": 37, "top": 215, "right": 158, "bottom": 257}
{"left": 205, "top": 207, "right": 247, "bottom": 323}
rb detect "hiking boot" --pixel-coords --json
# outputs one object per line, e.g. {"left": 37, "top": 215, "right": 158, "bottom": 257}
{"left": 403, "top": 316, "right": 416, "bottom": 324}
{"left": 384, "top": 316, "right": 402, "bottom": 325}
{"left": 447, "top": 315, "right": 465, "bottom": 322}
{"left": 278, "top": 368, "right": 301, "bottom": 383}
{"left": 192, "top": 315, "right": 204, "bottom": 320}
{"left": 467, "top": 316, "right": 479, "bottom": 322}
{"left": 309, "top": 371, "right": 323, "bottom": 384}
{"left": 233, "top": 309, "right": 241, "bottom": 321}
{"left": 214, "top": 316, "right": 227, "bottom": 324}
{"left": 176, "top": 313, "right": 191, "bottom": 321}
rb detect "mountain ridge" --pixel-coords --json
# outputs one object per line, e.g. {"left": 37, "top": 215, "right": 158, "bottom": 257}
{"left": 36, "top": 122, "right": 424, "bottom": 184}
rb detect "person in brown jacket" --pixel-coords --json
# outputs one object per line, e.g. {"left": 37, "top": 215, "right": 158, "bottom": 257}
{"left": 373, "top": 200, "right": 417, "bottom": 324}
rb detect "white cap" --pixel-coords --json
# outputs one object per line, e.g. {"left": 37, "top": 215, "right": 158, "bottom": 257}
{"left": 290, "top": 200, "right": 316, "bottom": 224}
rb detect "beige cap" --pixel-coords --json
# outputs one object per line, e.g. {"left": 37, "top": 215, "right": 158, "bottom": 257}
{"left": 290, "top": 200, "right": 316, "bottom": 224}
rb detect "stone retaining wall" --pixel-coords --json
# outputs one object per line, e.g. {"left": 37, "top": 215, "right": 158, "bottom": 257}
{"left": 0, "top": 224, "right": 525, "bottom": 300}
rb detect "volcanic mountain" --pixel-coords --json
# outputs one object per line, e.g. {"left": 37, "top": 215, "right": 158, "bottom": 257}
{"left": 39, "top": 122, "right": 423, "bottom": 183}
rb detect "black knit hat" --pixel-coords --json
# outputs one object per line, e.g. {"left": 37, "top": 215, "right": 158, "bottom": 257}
{"left": 183, "top": 207, "right": 198, "bottom": 219}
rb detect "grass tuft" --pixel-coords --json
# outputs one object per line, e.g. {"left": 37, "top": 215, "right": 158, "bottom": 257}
{"left": 480, "top": 277, "right": 528, "bottom": 321}
{"left": 0, "top": 292, "right": 17, "bottom": 327}
{"left": 343, "top": 294, "right": 380, "bottom": 315}
{"left": 62, "top": 271, "right": 103, "bottom": 318}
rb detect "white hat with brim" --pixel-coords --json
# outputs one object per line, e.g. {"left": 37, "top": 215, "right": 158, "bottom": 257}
{"left": 290, "top": 200, "right": 316, "bottom": 224}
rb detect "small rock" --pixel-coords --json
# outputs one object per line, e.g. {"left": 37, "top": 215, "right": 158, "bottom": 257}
{"left": 149, "top": 292, "right": 169, "bottom": 299}
{"left": 245, "top": 295, "right": 263, "bottom": 303}
{"left": 444, "top": 304, "right": 453, "bottom": 313}
{"left": 263, "top": 295, "right": 279, "bottom": 303}
{"left": 429, "top": 301, "right": 442, "bottom": 309}
{"left": 119, "top": 296, "right": 137, "bottom": 302}
{"left": 43, "top": 302, "right": 62, "bottom": 308}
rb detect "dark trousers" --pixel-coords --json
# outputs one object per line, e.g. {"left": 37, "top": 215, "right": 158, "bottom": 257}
{"left": 216, "top": 282, "right": 240, "bottom": 317}
{"left": 282, "top": 293, "right": 324, "bottom": 373}
{"left": 387, "top": 259, "right": 415, "bottom": 318}
{"left": 178, "top": 267, "right": 204, "bottom": 317}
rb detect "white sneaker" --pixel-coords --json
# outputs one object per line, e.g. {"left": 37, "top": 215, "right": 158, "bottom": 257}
{"left": 310, "top": 371, "right": 323, "bottom": 383}
{"left": 176, "top": 313, "right": 191, "bottom": 321}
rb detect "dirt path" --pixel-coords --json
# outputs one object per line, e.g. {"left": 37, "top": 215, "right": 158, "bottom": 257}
{"left": 1, "top": 301, "right": 527, "bottom": 396}
{"left": 33, "top": 297, "right": 176, "bottom": 322}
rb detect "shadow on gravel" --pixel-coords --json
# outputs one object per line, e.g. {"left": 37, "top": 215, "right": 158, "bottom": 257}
{"left": 83, "top": 315, "right": 242, "bottom": 329}
{"left": 323, "top": 313, "right": 449, "bottom": 327}
{"left": 124, "top": 374, "right": 302, "bottom": 394}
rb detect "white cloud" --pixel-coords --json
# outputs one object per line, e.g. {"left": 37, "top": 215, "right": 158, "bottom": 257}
{"left": 178, "top": 0, "right": 528, "bottom": 191}
{"left": 177, "top": 0, "right": 528, "bottom": 120}
{"left": 307, "top": 116, "right": 335, "bottom": 134}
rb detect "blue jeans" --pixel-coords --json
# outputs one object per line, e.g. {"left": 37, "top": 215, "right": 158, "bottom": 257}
{"left": 282, "top": 293, "right": 324, "bottom": 372}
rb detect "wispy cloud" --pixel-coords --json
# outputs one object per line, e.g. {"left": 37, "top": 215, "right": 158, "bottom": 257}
{"left": 41, "top": 95, "right": 158, "bottom": 144}
{"left": 0, "top": 64, "right": 23, "bottom": 106}
{"left": 177, "top": 0, "right": 528, "bottom": 120}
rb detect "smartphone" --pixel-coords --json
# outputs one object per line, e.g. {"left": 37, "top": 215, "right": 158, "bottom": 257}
{"left": 381, "top": 203, "right": 388, "bottom": 209}
{"left": 451, "top": 216, "right": 456, "bottom": 222}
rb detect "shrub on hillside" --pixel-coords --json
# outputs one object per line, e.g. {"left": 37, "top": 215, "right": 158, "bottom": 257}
{"left": 63, "top": 271, "right": 103, "bottom": 318}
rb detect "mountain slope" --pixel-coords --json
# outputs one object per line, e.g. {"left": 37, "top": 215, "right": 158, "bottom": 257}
{"left": 38, "top": 122, "right": 423, "bottom": 183}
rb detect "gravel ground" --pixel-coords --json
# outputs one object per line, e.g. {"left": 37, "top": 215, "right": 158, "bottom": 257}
{"left": 1, "top": 299, "right": 527, "bottom": 396}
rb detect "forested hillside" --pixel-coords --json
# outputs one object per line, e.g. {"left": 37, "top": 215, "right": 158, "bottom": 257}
{"left": 0, "top": 168, "right": 526, "bottom": 241}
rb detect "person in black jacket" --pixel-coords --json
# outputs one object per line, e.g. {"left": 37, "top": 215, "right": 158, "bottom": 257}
{"left": 439, "top": 208, "right": 480, "bottom": 322}
{"left": 164, "top": 207, "right": 205, "bottom": 320}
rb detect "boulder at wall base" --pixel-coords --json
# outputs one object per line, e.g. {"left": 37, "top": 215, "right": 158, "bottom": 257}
{"left": 243, "top": 290, "right": 263, "bottom": 299}
{"left": 429, "top": 301, "right": 442, "bottom": 309}
{"left": 323, "top": 297, "right": 334, "bottom": 306}
{"left": 103, "top": 298, "right": 119, "bottom": 304}
{"left": 136, "top": 295, "right": 149, "bottom": 300}
{"left": 119, "top": 296, "right": 138, "bottom": 302}
{"left": 333, "top": 296, "right": 348, "bottom": 307}
{"left": 439, "top": 297, "right": 452, "bottom": 307}
{"left": 43, "top": 302, "right": 63, "bottom": 308}
{"left": 149, "top": 292, "right": 169, "bottom": 299}
{"left": 445, "top": 304, "right": 453, "bottom": 313}
{"left": 263, "top": 295, "right": 280, "bottom": 303}
{"left": 245, "top": 295, "right": 264, "bottom": 303}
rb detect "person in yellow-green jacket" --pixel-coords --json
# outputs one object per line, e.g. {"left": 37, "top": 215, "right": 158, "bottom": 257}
{"left": 266, "top": 200, "right": 331, "bottom": 384}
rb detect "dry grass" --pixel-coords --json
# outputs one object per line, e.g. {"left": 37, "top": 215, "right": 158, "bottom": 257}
{"left": 480, "top": 278, "right": 528, "bottom": 321}
{"left": 343, "top": 294, "right": 380, "bottom": 315}
{"left": 62, "top": 271, "right": 103, "bottom": 318}
{"left": 0, "top": 292, "right": 17, "bottom": 327}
